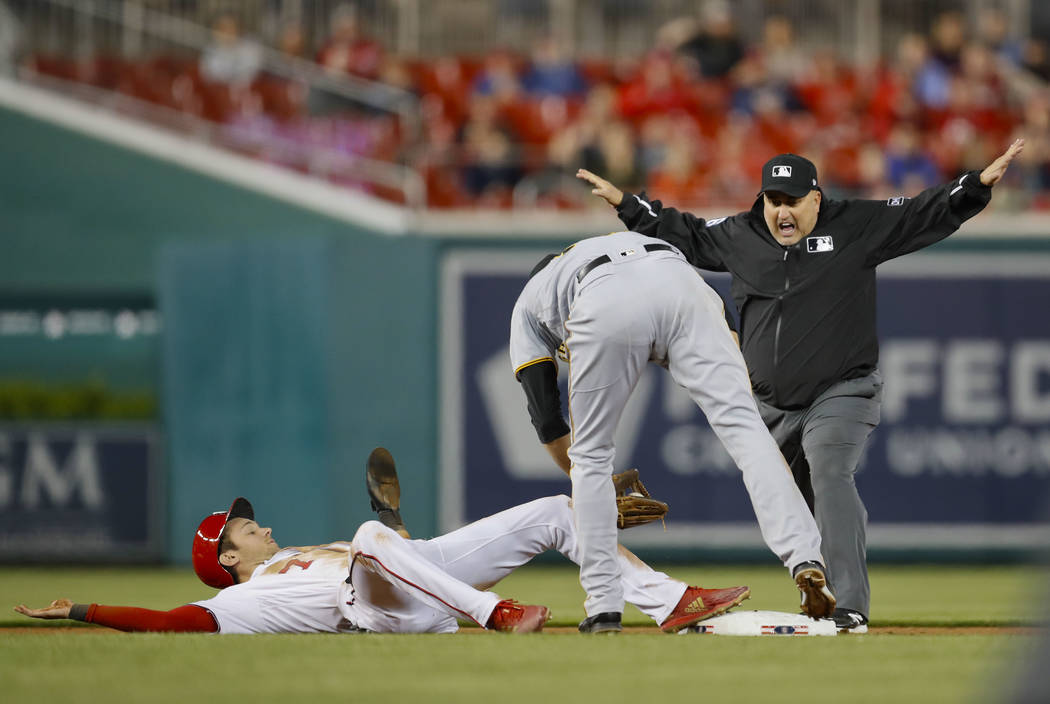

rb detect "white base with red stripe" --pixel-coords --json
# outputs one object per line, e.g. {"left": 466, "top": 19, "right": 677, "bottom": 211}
{"left": 680, "top": 610, "right": 838, "bottom": 636}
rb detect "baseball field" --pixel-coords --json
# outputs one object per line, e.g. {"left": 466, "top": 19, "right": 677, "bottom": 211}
{"left": 2, "top": 562, "right": 1045, "bottom": 704}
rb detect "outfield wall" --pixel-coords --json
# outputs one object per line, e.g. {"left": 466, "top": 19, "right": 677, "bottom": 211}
{"left": 438, "top": 246, "right": 1050, "bottom": 561}
{"left": 1, "top": 83, "right": 1048, "bottom": 563}
{"left": 0, "top": 96, "right": 437, "bottom": 562}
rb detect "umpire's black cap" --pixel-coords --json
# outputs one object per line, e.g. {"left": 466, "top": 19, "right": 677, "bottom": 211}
{"left": 758, "top": 154, "right": 820, "bottom": 198}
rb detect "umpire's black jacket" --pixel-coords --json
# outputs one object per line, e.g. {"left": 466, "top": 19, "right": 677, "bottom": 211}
{"left": 616, "top": 172, "right": 993, "bottom": 409}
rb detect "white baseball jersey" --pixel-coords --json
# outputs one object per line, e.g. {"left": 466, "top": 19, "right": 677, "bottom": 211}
{"left": 193, "top": 544, "right": 357, "bottom": 634}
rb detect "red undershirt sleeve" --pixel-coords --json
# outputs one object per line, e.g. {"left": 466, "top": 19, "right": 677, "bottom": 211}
{"left": 83, "top": 603, "right": 219, "bottom": 632}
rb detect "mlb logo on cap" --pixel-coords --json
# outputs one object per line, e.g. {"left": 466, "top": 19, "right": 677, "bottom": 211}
{"left": 806, "top": 236, "right": 834, "bottom": 253}
{"left": 759, "top": 154, "right": 819, "bottom": 198}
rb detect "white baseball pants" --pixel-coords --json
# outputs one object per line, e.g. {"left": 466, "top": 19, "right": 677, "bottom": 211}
{"left": 339, "top": 495, "right": 687, "bottom": 633}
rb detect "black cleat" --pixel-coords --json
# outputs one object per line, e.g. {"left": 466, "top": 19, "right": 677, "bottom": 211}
{"left": 366, "top": 447, "right": 410, "bottom": 539}
{"left": 578, "top": 612, "right": 622, "bottom": 634}
{"left": 832, "top": 608, "right": 869, "bottom": 634}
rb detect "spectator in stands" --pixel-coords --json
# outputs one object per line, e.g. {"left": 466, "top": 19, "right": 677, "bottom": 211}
{"left": 664, "top": 0, "right": 743, "bottom": 79}
{"left": 200, "top": 13, "right": 262, "bottom": 87}
{"left": 865, "top": 34, "right": 926, "bottom": 141}
{"left": 512, "top": 126, "right": 585, "bottom": 209}
{"left": 579, "top": 119, "right": 645, "bottom": 195}
{"left": 571, "top": 82, "right": 618, "bottom": 144}
{"left": 472, "top": 51, "right": 523, "bottom": 107}
{"left": 636, "top": 113, "right": 671, "bottom": 175}
{"left": 418, "top": 56, "right": 473, "bottom": 126}
{"left": 855, "top": 140, "right": 893, "bottom": 199}
{"left": 618, "top": 51, "right": 693, "bottom": 121}
{"left": 729, "top": 51, "right": 803, "bottom": 118}
{"left": 257, "top": 21, "right": 309, "bottom": 121}
{"left": 913, "top": 53, "right": 951, "bottom": 110}
{"left": 795, "top": 48, "right": 856, "bottom": 127}
{"left": 759, "top": 15, "right": 809, "bottom": 84}
{"left": 521, "top": 37, "right": 588, "bottom": 98}
{"left": 1015, "top": 92, "right": 1050, "bottom": 201}
{"left": 645, "top": 118, "right": 710, "bottom": 205}
{"left": 1021, "top": 39, "right": 1050, "bottom": 82}
{"left": 929, "top": 11, "right": 966, "bottom": 71}
{"left": 726, "top": 16, "right": 811, "bottom": 118}
{"left": 914, "top": 11, "right": 967, "bottom": 109}
{"left": 316, "top": 3, "right": 383, "bottom": 80}
{"left": 275, "top": 21, "right": 307, "bottom": 61}
{"left": 706, "top": 118, "right": 764, "bottom": 205}
{"left": 885, "top": 123, "right": 940, "bottom": 190}
{"left": 460, "top": 96, "right": 522, "bottom": 200}
{"left": 942, "top": 44, "right": 1011, "bottom": 140}
{"left": 976, "top": 6, "right": 1024, "bottom": 66}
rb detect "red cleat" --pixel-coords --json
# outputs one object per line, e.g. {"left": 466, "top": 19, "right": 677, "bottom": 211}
{"left": 659, "top": 585, "right": 750, "bottom": 633}
{"left": 487, "top": 600, "right": 551, "bottom": 633}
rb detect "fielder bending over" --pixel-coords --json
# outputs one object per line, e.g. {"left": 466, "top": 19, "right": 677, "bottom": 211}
{"left": 511, "top": 231, "right": 835, "bottom": 633}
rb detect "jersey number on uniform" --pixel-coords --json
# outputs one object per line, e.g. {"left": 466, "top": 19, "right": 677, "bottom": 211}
{"left": 278, "top": 559, "right": 315, "bottom": 574}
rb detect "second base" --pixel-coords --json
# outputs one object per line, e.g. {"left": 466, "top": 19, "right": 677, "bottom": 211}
{"left": 678, "top": 610, "right": 838, "bottom": 636}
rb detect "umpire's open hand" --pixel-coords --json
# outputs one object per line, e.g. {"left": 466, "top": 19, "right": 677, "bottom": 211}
{"left": 980, "top": 138, "right": 1025, "bottom": 186}
{"left": 576, "top": 169, "right": 624, "bottom": 207}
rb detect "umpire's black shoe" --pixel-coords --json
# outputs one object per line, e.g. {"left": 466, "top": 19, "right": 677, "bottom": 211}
{"left": 578, "top": 612, "right": 622, "bottom": 634}
{"left": 366, "top": 447, "right": 410, "bottom": 539}
{"left": 832, "top": 608, "right": 869, "bottom": 634}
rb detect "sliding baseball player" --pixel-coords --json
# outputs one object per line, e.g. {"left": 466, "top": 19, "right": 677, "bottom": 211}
{"left": 16, "top": 448, "right": 751, "bottom": 634}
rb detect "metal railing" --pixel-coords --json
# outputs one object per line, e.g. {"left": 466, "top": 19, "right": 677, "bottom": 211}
{"left": 10, "top": 0, "right": 1036, "bottom": 61}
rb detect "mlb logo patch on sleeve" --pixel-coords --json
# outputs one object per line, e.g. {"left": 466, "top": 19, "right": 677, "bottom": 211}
{"left": 887, "top": 196, "right": 907, "bottom": 206}
{"left": 806, "top": 236, "right": 834, "bottom": 253}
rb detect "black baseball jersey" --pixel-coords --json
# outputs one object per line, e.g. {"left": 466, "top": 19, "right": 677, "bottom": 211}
{"left": 616, "top": 172, "right": 993, "bottom": 409}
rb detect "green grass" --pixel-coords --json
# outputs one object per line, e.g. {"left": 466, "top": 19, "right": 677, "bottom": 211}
{"left": 1, "top": 564, "right": 1047, "bottom": 704}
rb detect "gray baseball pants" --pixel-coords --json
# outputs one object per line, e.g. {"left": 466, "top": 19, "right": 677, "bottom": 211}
{"left": 566, "top": 252, "right": 825, "bottom": 617}
{"left": 758, "top": 371, "right": 883, "bottom": 617}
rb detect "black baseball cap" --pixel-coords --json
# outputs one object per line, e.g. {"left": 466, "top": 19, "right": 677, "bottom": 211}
{"left": 758, "top": 154, "right": 819, "bottom": 198}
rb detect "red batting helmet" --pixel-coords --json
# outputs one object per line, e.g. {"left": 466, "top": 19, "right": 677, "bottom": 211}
{"left": 192, "top": 497, "right": 254, "bottom": 589}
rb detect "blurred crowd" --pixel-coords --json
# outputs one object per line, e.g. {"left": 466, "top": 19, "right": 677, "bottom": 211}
{"left": 22, "top": 1, "right": 1050, "bottom": 210}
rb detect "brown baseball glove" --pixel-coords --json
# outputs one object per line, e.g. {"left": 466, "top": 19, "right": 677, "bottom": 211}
{"left": 612, "top": 469, "right": 668, "bottom": 529}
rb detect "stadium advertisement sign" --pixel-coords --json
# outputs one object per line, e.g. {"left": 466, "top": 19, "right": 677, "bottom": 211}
{"left": 440, "top": 250, "right": 1050, "bottom": 553}
{"left": 0, "top": 425, "right": 163, "bottom": 560}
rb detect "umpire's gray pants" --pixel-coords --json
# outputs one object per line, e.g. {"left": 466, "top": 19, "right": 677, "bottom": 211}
{"left": 758, "top": 371, "right": 882, "bottom": 617}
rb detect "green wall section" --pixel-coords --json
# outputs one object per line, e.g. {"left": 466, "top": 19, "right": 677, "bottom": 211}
{"left": 159, "top": 236, "right": 437, "bottom": 554}
{"left": 0, "top": 105, "right": 438, "bottom": 560}
{"left": 0, "top": 106, "right": 354, "bottom": 292}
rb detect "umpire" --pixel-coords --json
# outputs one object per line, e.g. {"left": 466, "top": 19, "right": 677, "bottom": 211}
{"left": 577, "top": 138, "right": 1024, "bottom": 631}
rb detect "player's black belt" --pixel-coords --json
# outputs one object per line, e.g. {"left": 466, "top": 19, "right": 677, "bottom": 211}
{"left": 576, "top": 243, "right": 674, "bottom": 283}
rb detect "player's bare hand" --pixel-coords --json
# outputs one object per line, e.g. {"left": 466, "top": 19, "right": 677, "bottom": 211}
{"left": 980, "top": 138, "right": 1025, "bottom": 186}
{"left": 576, "top": 169, "right": 624, "bottom": 207}
{"left": 15, "top": 598, "right": 73, "bottom": 620}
